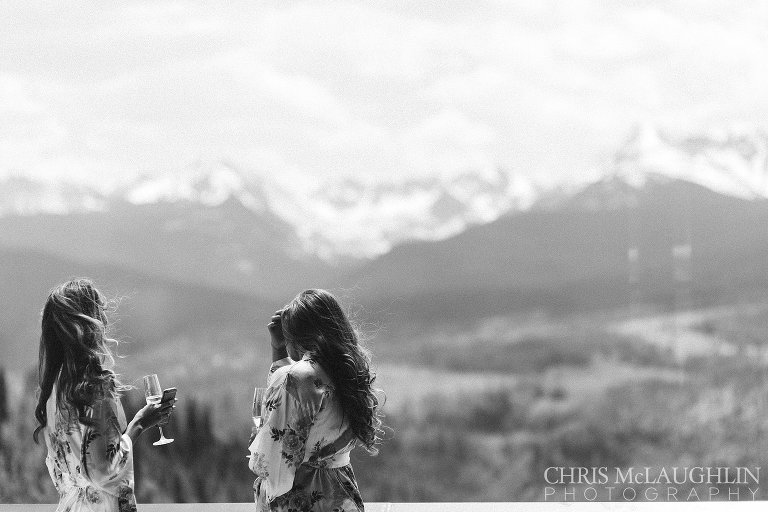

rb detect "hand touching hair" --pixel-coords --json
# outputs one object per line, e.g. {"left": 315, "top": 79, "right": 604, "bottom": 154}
{"left": 280, "top": 289, "right": 384, "bottom": 454}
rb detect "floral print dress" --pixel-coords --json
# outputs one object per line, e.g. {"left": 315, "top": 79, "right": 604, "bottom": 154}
{"left": 43, "top": 383, "right": 137, "bottom": 512}
{"left": 249, "top": 355, "right": 365, "bottom": 512}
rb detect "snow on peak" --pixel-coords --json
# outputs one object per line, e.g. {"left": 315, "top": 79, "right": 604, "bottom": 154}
{"left": 613, "top": 125, "right": 768, "bottom": 199}
{"left": 4, "top": 125, "right": 767, "bottom": 261}
{"left": 123, "top": 160, "right": 268, "bottom": 212}
{"left": 0, "top": 175, "right": 106, "bottom": 216}
{"left": 267, "top": 166, "right": 536, "bottom": 260}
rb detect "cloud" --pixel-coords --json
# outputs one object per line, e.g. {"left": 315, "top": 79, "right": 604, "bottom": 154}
{"left": 1, "top": 0, "right": 768, "bottom": 184}
{"left": 400, "top": 109, "right": 497, "bottom": 174}
{"left": 0, "top": 75, "right": 45, "bottom": 114}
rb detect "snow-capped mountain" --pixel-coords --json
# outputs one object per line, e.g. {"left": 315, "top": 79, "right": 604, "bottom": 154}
{"left": 613, "top": 124, "right": 768, "bottom": 198}
{"left": 538, "top": 125, "right": 768, "bottom": 212}
{"left": 0, "top": 175, "right": 107, "bottom": 216}
{"left": 267, "top": 167, "right": 536, "bottom": 260}
{"left": 2, "top": 125, "right": 768, "bottom": 261}
{"left": 119, "top": 160, "right": 270, "bottom": 213}
{"left": 0, "top": 163, "right": 536, "bottom": 261}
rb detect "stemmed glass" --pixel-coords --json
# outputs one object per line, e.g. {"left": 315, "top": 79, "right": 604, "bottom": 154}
{"left": 143, "top": 374, "right": 174, "bottom": 446}
{"left": 247, "top": 387, "right": 267, "bottom": 459}
{"left": 252, "top": 387, "right": 267, "bottom": 430}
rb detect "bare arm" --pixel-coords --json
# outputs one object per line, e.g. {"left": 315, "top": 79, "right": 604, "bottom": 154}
{"left": 272, "top": 344, "right": 288, "bottom": 362}
{"left": 124, "top": 400, "right": 175, "bottom": 443}
{"left": 268, "top": 309, "right": 289, "bottom": 363}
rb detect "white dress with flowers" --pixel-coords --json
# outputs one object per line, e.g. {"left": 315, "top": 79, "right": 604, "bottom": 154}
{"left": 248, "top": 355, "right": 365, "bottom": 512}
{"left": 43, "top": 382, "right": 137, "bottom": 512}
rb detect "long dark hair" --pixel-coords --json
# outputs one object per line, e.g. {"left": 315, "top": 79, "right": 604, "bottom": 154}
{"left": 281, "top": 289, "right": 383, "bottom": 454}
{"left": 33, "top": 278, "right": 124, "bottom": 443}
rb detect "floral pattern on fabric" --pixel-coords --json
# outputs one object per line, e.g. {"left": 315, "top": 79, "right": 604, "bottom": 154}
{"left": 249, "top": 356, "right": 365, "bottom": 512}
{"left": 272, "top": 487, "right": 324, "bottom": 512}
{"left": 252, "top": 452, "right": 270, "bottom": 479}
{"left": 43, "top": 382, "right": 136, "bottom": 512}
{"left": 270, "top": 415, "right": 312, "bottom": 467}
{"left": 117, "top": 485, "right": 137, "bottom": 512}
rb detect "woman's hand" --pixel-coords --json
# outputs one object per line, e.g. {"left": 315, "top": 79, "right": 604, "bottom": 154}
{"left": 126, "top": 398, "right": 176, "bottom": 441}
{"left": 268, "top": 309, "right": 290, "bottom": 362}
{"left": 249, "top": 427, "right": 258, "bottom": 446}
{"left": 267, "top": 310, "right": 285, "bottom": 349}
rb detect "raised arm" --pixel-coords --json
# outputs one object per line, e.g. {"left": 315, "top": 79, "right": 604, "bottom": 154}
{"left": 268, "top": 309, "right": 289, "bottom": 362}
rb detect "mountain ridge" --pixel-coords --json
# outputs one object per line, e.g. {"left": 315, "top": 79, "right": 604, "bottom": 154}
{"left": 0, "top": 163, "right": 535, "bottom": 261}
{"left": 3, "top": 126, "right": 768, "bottom": 261}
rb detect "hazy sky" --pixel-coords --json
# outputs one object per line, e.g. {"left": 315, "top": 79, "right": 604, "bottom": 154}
{"left": 2, "top": 0, "right": 767, "bottom": 187}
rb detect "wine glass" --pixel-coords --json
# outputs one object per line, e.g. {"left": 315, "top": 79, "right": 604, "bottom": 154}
{"left": 252, "top": 387, "right": 267, "bottom": 429}
{"left": 143, "top": 374, "right": 174, "bottom": 446}
{"left": 247, "top": 387, "right": 267, "bottom": 459}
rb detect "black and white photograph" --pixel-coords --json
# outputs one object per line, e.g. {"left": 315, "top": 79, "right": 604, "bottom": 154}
{"left": 1, "top": 1, "right": 768, "bottom": 510}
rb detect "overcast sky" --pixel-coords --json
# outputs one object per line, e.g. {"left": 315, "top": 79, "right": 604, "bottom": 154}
{"left": 2, "top": 0, "right": 767, "bottom": 187}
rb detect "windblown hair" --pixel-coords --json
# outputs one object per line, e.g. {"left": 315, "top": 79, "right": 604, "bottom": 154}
{"left": 33, "top": 278, "right": 124, "bottom": 443}
{"left": 281, "top": 289, "right": 384, "bottom": 454}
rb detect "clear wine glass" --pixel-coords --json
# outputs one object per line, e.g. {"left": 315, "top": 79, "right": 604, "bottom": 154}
{"left": 252, "top": 387, "right": 267, "bottom": 429}
{"left": 247, "top": 387, "right": 267, "bottom": 459}
{"left": 143, "top": 374, "right": 174, "bottom": 446}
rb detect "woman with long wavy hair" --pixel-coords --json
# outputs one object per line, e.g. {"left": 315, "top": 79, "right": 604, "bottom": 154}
{"left": 34, "top": 279, "right": 175, "bottom": 512}
{"left": 248, "top": 289, "right": 384, "bottom": 512}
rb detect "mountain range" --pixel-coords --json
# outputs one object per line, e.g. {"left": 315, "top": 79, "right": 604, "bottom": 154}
{"left": 0, "top": 161, "right": 536, "bottom": 262}
{"left": 3, "top": 125, "right": 768, "bottom": 370}
{"left": 2, "top": 125, "right": 767, "bottom": 259}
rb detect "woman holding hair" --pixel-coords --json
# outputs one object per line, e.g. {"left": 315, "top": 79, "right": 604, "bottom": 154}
{"left": 34, "top": 279, "right": 175, "bottom": 512}
{"left": 249, "top": 289, "right": 383, "bottom": 512}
